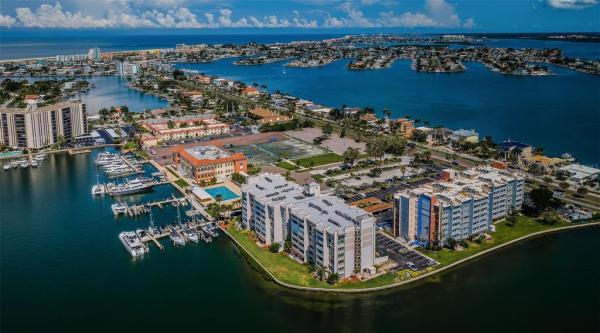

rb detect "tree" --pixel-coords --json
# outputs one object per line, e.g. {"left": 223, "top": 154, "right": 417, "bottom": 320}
{"left": 577, "top": 187, "right": 589, "bottom": 195}
{"left": 445, "top": 237, "right": 457, "bottom": 249}
{"left": 366, "top": 141, "right": 384, "bottom": 163}
{"left": 505, "top": 206, "right": 519, "bottom": 227}
{"left": 326, "top": 272, "right": 340, "bottom": 285}
{"left": 343, "top": 147, "right": 360, "bottom": 166}
{"left": 269, "top": 242, "right": 281, "bottom": 253}
{"left": 231, "top": 173, "right": 246, "bottom": 184}
{"left": 539, "top": 210, "right": 561, "bottom": 225}
{"left": 322, "top": 123, "right": 333, "bottom": 135}
{"left": 283, "top": 237, "right": 292, "bottom": 253}
{"left": 559, "top": 181, "right": 570, "bottom": 191}
{"left": 167, "top": 120, "right": 175, "bottom": 129}
{"left": 316, "top": 266, "right": 327, "bottom": 281}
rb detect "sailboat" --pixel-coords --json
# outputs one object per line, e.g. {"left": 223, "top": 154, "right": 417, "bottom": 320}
{"left": 169, "top": 206, "right": 186, "bottom": 246}
{"left": 91, "top": 173, "right": 105, "bottom": 195}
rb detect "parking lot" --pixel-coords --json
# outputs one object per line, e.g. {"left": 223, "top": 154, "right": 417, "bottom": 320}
{"left": 376, "top": 233, "right": 437, "bottom": 272}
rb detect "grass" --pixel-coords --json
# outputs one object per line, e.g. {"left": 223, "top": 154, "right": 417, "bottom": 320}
{"left": 276, "top": 161, "right": 297, "bottom": 171}
{"left": 226, "top": 216, "right": 588, "bottom": 291}
{"left": 227, "top": 226, "right": 330, "bottom": 288}
{"left": 294, "top": 153, "right": 344, "bottom": 168}
{"left": 174, "top": 178, "right": 190, "bottom": 188}
{"left": 421, "top": 216, "right": 570, "bottom": 267}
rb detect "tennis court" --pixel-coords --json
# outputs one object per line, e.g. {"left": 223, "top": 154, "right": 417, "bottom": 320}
{"left": 230, "top": 138, "right": 328, "bottom": 165}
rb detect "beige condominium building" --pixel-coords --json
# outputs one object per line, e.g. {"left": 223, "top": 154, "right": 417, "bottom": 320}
{"left": 0, "top": 100, "right": 88, "bottom": 149}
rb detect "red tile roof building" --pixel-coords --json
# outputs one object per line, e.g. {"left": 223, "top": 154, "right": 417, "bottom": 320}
{"left": 172, "top": 145, "right": 247, "bottom": 183}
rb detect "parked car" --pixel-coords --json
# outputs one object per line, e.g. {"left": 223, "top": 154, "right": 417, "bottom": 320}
{"left": 406, "top": 262, "right": 417, "bottom": 271}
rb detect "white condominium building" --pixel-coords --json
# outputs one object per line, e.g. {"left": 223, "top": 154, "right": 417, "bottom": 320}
{"left": 241, "top": 173, "right": 317, "bottom": 246}
{"left": 0, "top": 101, "right": 88, "bottom": 149}
{"left": 288, "top": 196, "right": 375, "bottom": 278}
{"left": 393, "top": 166, "right": 524, "bottom": 246}
{"left": 241, "top": 173, "right": 376, "bottom": 278}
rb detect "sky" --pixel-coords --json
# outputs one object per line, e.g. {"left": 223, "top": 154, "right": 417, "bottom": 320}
{"left": 0, "top": 0, "right": 598, "bottom": 32}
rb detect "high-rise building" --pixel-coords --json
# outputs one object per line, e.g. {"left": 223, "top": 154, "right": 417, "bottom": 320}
{"left": 87, "top": 47, "right": 101, "bottom": 61}
{"left": 117, "top": 61, "right": 139, "bottom": 76}
{"left": 393, "top": 167, "right": 524, "bottom": 246}
{"left": 0, "top": 101, "right": 88, "bottom": 149}
{"left": 241, "top": 173, "right": 376, "bottom": 278}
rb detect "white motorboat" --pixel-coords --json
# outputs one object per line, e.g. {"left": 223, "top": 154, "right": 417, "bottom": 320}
{"left": 111, "top": 202, "right": 128, "bottom": 215}
{"left": 183, "top": 228, "right": 199, "bottom": 243}
{"left": 91, "top": 184, "right": 105, "bottom": 195}
{"left": 20, "top": 161, "right": 29, "bottom": 168}
{"left": 3, "top": 164, "right": 10, "bottom": 171}
{"left": 107, "top": 178, "right": 155, "bottom": 196}
{"left": 30, "top": 160, "right": 38, "bottom": 168}
{"left": 118, "top": 231, "right": 148, "bottom": 257}
{"left": 34, "top": 154, "right": 46, "bottom": 161}
{"left": 169, "top": 229, "right": 186, "bottom": 246}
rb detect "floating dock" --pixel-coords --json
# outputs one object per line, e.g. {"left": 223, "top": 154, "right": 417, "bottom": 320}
{"left": 122, "top": 220, "right": 219, "bottom": 256}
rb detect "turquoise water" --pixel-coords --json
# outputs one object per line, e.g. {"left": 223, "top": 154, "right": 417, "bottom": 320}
{"left": 205, "top": 186, "right": 239, "bottom": 201}
{"left": 0, "top": 151, "right": 22, "bottom": 158}
{"left": 1, "top": 149, "right": 598, "bottom": 332}
{"left": 176, "top": 58, "right": 600, "bottom": 165}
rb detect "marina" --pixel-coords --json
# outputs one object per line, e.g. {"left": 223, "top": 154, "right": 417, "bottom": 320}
{"left": 94, "top": 152, "right": 144, "bottom": 179}
{"left": 111, "top": 195, "right": 189, "bottom": 217}
{"left": 119, "top": 216, "right": 219, "bottom": 258}
{"left": 2, "top": 154, "right": 47, "bottom": 171}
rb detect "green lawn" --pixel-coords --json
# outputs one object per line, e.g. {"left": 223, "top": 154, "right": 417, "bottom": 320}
{"left": 174, "top": 178, "right": 190, "bottom": 188}
{"left": 226, "top": 216, "right": 586, "bottom": 291}
{"left": 422, "top": 216, "right": 570, "bottom": 267}
{"left": 276, "top": 161, "right": 297, "bottom": 171}
{"left": 227, "top": 226, "right": 330, "bottom": 288}
{"left": 294, "top": 153, "right": 344, "bottom": 168}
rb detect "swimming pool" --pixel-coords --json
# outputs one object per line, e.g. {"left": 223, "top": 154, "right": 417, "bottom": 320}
{"left": 205, "top": 186, "right": 239, "bottom": 201}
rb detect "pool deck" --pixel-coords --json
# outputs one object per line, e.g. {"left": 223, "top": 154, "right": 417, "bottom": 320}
{"left": 203, "top": 182, "right": 242, "bottom": 203}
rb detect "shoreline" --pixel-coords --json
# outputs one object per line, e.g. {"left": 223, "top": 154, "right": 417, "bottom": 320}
{"left": 219, "top": 220, "right": 600, "bottom": 294}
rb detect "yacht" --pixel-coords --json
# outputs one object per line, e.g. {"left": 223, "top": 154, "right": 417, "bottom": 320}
{"left": 107, "top": 178, "right": 155, "bottom": 196}
{"left": 30, "top": 160, "right": 38, "bottom": 168}
{"left": 111, "top": 202, "right": 128, "bottom": 215}
{"left": 183, "top": 227, "right": 199, "bottom": 243}
{"left": 118, "top": 231, "right": 148, "bottom": 258}
{"left": 20, "top": 161, "right": 29, "bottom": 168}
{"left": 169, "top": 227, "right": 186, "bottom": 246}
{"left": 3, "top": 164, "right": 10, "bottom": 171}
{"left": 34, "top": 154, "right": 46, "bottom": 161}
{"left": 10, "top": 161, "right": 19, "bottom": 169}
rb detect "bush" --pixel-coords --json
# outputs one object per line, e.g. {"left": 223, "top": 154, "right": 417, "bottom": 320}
{"left": 326, "top": 273, "right": 340, "bottom": 285}
{"left": 269, "top": 242, "right": 281, "bottom": 253}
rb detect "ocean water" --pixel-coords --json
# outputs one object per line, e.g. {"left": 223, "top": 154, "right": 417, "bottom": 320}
{"left": 1, "top": 148, "right": 598, "bottom": 332}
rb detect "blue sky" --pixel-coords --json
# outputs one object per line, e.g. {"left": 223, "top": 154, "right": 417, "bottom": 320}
{"left": 0, "top": 0, "right": 598, "bottom": 32}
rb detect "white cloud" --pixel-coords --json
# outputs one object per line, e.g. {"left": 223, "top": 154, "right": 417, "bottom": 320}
{"left": 0, "top": 14, "right": 17, "bottom": 27}
{"left": 0, "top": 0, "right": 476, "bottom": 29}
{"left": 377, "top": 11, "right": 438, "bottom": 28}
{"left": 463, "top": 17, "right": 475, "bottom": 28}
{"left": 547, "top": 0, "right": 598, "bottom": 9}
{"left": 2, "top": 1, "right": 321, "bottom": 29}
{"left": 324, "top": 0, "right": 475, "bottom": 28}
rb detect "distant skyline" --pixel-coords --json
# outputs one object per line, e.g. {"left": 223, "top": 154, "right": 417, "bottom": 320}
{"left": 0, "top": 0, "right": 599, "bottom": 32}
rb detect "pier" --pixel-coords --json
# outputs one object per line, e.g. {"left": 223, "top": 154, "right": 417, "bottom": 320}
{"left": 125, "top": 220, "right": 220, "bottom": 254}
{"left": 121, "top": 195, "right": 189, "bottom": 217}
